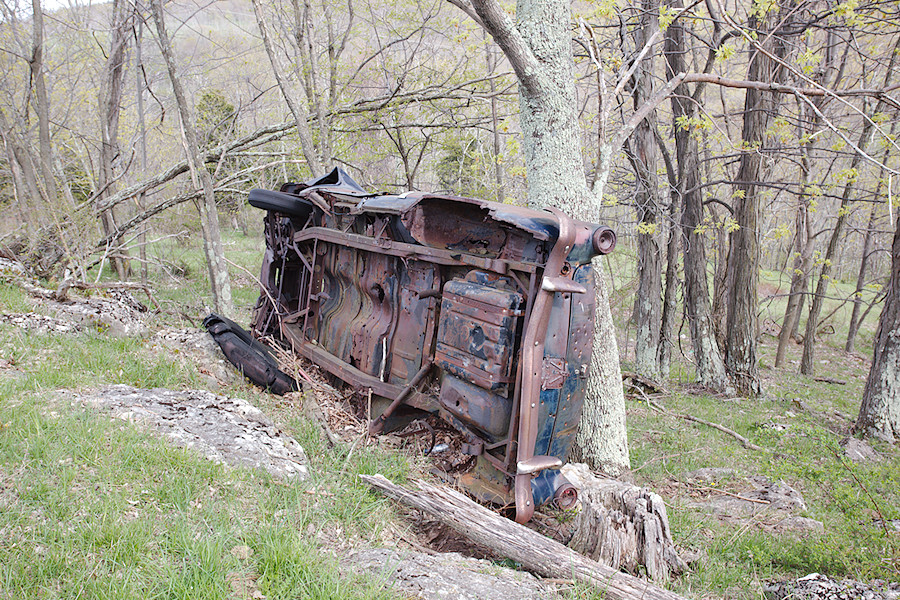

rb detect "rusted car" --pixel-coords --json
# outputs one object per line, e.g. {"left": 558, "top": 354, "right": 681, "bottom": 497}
{"left": 247, "top": 168, "right": 615, "bottom": 523}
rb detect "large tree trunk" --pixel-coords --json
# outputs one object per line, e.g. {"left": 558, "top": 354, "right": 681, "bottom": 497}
{"left": 663, "top": 2, "right": 729, "bottom": 391}
{"left": 151, "top": 0, "right": 233, "bottom": 316}
{"left": 855, "top": 214, "right": 900, "bottom": 442}
{"left": 626, "top": 0, "right": 663, "bottom": 381}
{"left": 470, "top": 0, "right": 630, "bottom": 475}
{"left": 725, "top": 8, "right": 791, "bottom": 396}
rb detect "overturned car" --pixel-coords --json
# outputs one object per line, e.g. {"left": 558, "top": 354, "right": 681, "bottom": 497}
{"left": 247, "top": 168, "right": 616, "bottom": 523}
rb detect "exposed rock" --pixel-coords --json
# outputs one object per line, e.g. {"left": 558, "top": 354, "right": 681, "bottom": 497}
{"left": 747, "top": 477, "right": 807, "bottom": 512}
{"left": 0, "top": 312, "right": 82, "bottom": 334}
{"left": 344, "top": 547, "right": 560, "bottom": 600}
{"left": 148, "top": 328, "right": 240, "bottom": 388}
{"left": 686, "top": 475, "right": 807, "bottom": 517}
{"left": 0, "top": 257, "right": 26, "bottom": 278}
{"left": 39, "top": 292, "right": 148, "bottom": 337}
{"left": 840, "top": 436, "right": 883, "bottom": 463}
{"left": 682, "top": 468, "right": 737, "bottom": 483}
{"left": 0, "top": 260, "right": 148, "bottom": 337}
{"left": 764, "top": 573, "right": 900, "bottom": 600}
{"left": 772, "top": 516, "right": 824, "bottom": 536}
{"left": 75, "top": 385, "right": 308, "bottom": 480}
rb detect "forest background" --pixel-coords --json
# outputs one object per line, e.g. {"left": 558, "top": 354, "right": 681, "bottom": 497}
{"left": 1, "top": 0, "right": 900, "bottom": 595}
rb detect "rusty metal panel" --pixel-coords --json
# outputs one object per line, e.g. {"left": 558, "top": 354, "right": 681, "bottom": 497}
{"left": 389, "top": 261, "right": 438, "bottom": 384}
{"left": 246, "top": 167, "right": 617, "bottom": 523}
{"left": 434, "top": 276, "right": 522, "bottom": 392}
{"left": 438, "top": 375, "right": 512, "bottom": 439}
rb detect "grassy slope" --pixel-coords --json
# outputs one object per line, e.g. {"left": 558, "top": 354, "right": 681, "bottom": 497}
{"left": 0, "top": 228, "right": 897, "bottom": 599}
{"left": 0, "top": 232, "right": 408, "bottom": 599}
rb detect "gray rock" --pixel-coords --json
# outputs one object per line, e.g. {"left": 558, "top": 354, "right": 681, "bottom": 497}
{"left": 748, "top": 477, "right": 807, "bottom": 512}
{"left": 344, "top": 547, "right": 559, "bottom": 600}
{"left": 687, "top": 476, "right": 807, "bottom": 517}
{"left": 0, "top": 312, "right": 82, "bottom": 334}
{"left": 148, "top": 328, "right": 240, "bottom": 387}
{"left": 840, "top": 437, "right": 882, "bottom": 463}
{"left": 764, "top": 573, "right": 900, "bottom": 600}
{"left": 773, "top": 516, "right": 824, "bottom": 535}
{"left": 75, "top": 385, "right": 308, "bottom": 480}
{"left": 682, "top": 468, "right": 738, "bottom": 483}
{"left": 41, "top": 292, "right": 148, "bottom": 337}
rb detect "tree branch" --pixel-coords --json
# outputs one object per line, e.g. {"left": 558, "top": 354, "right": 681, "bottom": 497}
{"left": 464, "top": 0, "right": 543, "bottom": 96}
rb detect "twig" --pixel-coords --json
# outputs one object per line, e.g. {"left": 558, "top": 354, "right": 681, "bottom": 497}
{"left": 644, "top": 397, "right": 768, "bottom": 453}
{"left": 686, "top": 483, "right": 770, "bottom": 505}
{"left": 813, "top": 377, "right": 846, "bottom": 385}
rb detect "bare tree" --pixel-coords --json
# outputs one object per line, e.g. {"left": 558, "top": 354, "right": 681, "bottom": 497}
{"left": 251, "top": 0, "right": 323, "bottom": 176}
{"left": 96, "top": 0, "right": 137, "bottom": 280}
{"left": 662, "top": 0, "right": 730, "bottom": 391}
{"left": 625, "top": 0, "right": 664, "bottom": 381}
{"left": 149, "top": 0, "right": 233, "bottom": 316}
{"left": 724, "top": 4, "right": 796, "bottom": 396}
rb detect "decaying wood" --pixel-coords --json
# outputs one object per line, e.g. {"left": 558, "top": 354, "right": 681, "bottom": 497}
{"left": 69, "top": 281, "right": 160, "bottom": 310}
{"left": 360, "top": 474, "right": 688, "bottom": 600}
{"left": 622, "top": 370, "right": 668, "bottom": 395}
{"left": 562, "top": 464, "right": 687, "bottom": 582}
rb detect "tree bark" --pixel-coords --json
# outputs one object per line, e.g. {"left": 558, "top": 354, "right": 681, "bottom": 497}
{"left": 468, "top": 0, "right": 630, "bottom": 475}
{"left": 360, "top": 474, "right": 687, "bottom": 600}
{"left": 663, "top": 2, "right": 729, "bottom": 391}
{"left": 626, "top": 0, "right": 663, "bottom": 380}
{"left": 150, "top": 0, "right": 233, "bottom": 317}
{"left": 97, "top": 0, "right": 135, "bottom": 280}
{"left": 725, "top": 8, "right": 792, "bottom": 396}
{"left": 855, "top": 214, "right": 900, "bottom": 442}
{"left": 657, "top": 132, "right": 679, "bottom": 379}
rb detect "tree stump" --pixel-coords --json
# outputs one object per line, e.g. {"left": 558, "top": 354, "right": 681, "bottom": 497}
{"left": 361, "top": 474, "right": 688, "bottom": 600}
{"left": 563, "top": 463, "right": 687, "bottom": 582}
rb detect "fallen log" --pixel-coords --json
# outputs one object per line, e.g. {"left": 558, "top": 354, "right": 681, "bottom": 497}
{"left": 360, "top": 474, "right": 688, "bottom": 600}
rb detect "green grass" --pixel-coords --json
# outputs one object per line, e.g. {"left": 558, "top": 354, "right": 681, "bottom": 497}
{"left": 2, "top": 220, "right": 897, "bottom": 600}
{"left": 627, "top": 374, "right": 899, "bottom": 597}
{"left": 0, "top": 393, "right": 404, "bottom": 599}
{"left": 0, "top": 270, "right": 410, "bottom": 599}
